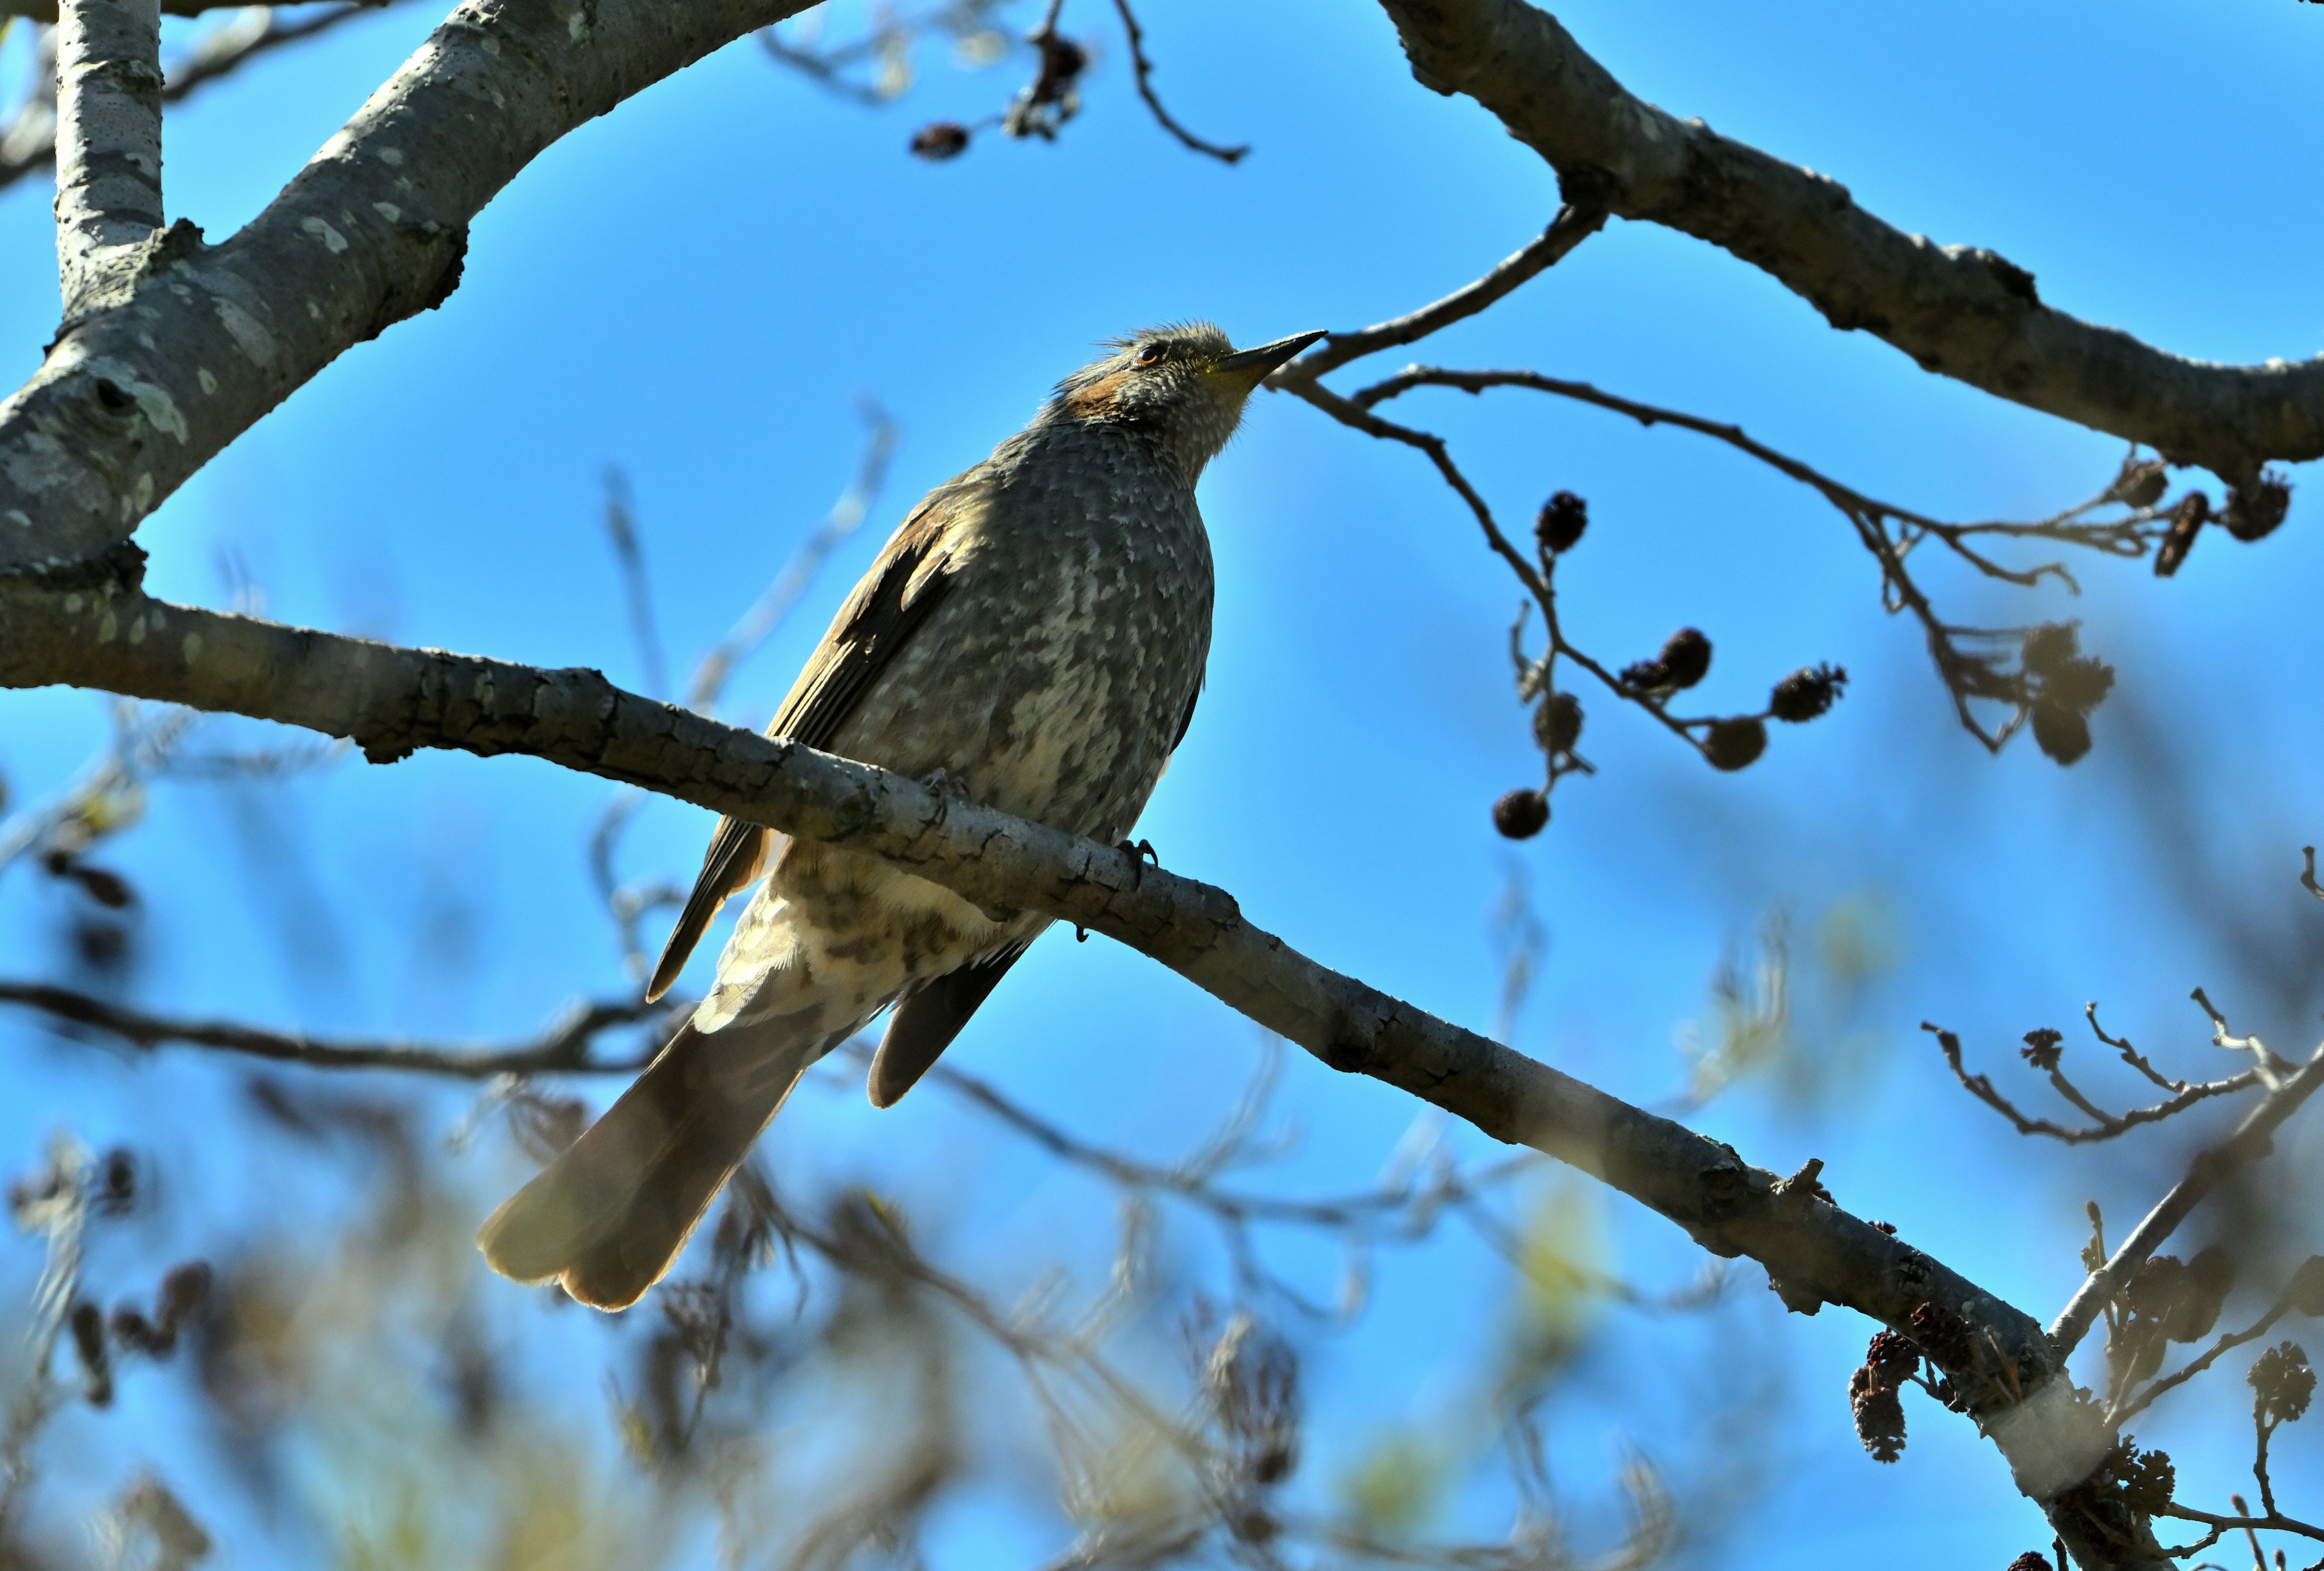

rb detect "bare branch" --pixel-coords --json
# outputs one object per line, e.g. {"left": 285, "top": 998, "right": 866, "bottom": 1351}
{"left": 1374, "top": 0, "right": 2324, "bottom": 478}
{"left": 160, "top": 2, "right": 393, "bottom": 102}
{"left": 2157, "top": 1503, "right": 2324, "bottom": 1552}
{"left": 1925, "top": 1021, "right": 2261, "bottom": 1145}
{"left": 0, "top": 571, "right": 2055, "bottom": 1421}
{"left": 1108, "top": 0, "right": 1244, "bottom": 165}
{"left": 599, "top": 466, "right": 668, "bottom": 698}
{"left": 0, "top": 978, "right": 669, "bottom": 1075}
{"left": 0, "top": 0, "right": 819, "bottom": 575}
{"left": 1354, "top": 364, "right": 2174, "bottom": 752}
{"left": 0, "top": 4, "right": 416, "bottom": 200}
{"left": 53, "top": 0, "right": 163, "bottom": 322}
{"left": 1270, "top": 203, "right": 1605, "bottom": 384}
{"left": 2113, "top": 1274, "right": 2306, "bottom": 1426}
{"left": 2050, "top": 1038, "right": 2324, "bottom": 1357}
{"left": 686, "top": 397, "right": 899, "bottom": 711}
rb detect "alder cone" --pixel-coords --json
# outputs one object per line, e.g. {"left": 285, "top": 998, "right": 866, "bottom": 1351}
{"left": 1703, "top": 718, "right": 1765, "bottom": 771}
{"left": 1492, "top": 789, "right": 1549, "bottom": 839}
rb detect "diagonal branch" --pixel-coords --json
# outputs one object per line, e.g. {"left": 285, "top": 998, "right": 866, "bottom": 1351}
{"left": 0, "top": 568, "right": 2056, "bottom": 1423}
{"left": 1270, "top": 203, "right": 1604, "bottom": 385}
{"left": 53, "top": 0, "right": 163, "bottom": 322}
{"left": 0, "top": 0, "right": 816, "bottom": 576}
{"left": 2049, "top": 1039, "right": 2324, "bottom": 1357}
{"left": 1373, "top": 0, "right": 2324, "bottom": 480}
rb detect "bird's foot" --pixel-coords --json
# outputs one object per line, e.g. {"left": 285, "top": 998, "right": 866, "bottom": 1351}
{"left": 921, "top": 768, "right": 972, "bottom": 826}
{"left": 1117, "top": 838, "right": 1159, "bottom": 888}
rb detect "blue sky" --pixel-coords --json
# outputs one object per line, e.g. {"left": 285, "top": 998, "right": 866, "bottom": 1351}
{"left": 2, "top": 1, "right": 2321, "bottom": 1566}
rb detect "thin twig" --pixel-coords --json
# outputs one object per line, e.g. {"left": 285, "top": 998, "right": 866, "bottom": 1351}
{"left": 1923, "top": 1021, "right": 2260, "bottom": 1145}
{"left": 686, "top": 397, "right": 899, "bottom": 711}
{"left": 2050, "top": 1036, "right": 2324, "bottom": 1356}
{"left": 1108, "top": 0, "right": 1244, "bottom": 164}
{"left": 1270, "top": 205, "right": 1606, "bottom": 385}
{"left": 600, "top": 466, "right": 668, "bottom": 698}
{"left": 2158, "top": 1503, "right": 2324, "bottom": 1549}
{"left": 2112, "top": 1279, "right": 2300, "bottom": 1424}
{"left": 0, "top": 980, "right": 668, "bottom": 1076}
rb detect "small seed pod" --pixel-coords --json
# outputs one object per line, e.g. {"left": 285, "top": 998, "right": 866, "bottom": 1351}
{"left": 2224, "top": 470, "right": 2291, "bottom": 542}
{"left": 2106, "top": 457, "right": 2168, "bottom": 510}
{"left": 157, "top": 1260, "right": 214, "bottom": 1334}
{"left": 1534, "top": 490, "right": 1587, "bottom": 556}
{"left": 2248, "top": 1342, "right": 2314, "bottom": 1424}
{"left": 908, "top": 122, "right": 972, "bottom": 160}
{"left": 1848, "top": 1365, "right": 1906, "bottom": 1463}
{"left": 2020, "top": 622, "right": 2079, "bottom": 680}
{"left": 2030, "top": 703, "right": 2092, "bottom": 765}
{"left": 1703, "top": 717, "right": 1765, "bottom": 771}
{"left": 1768, "top": 664, "right": 1846, "bottom": 723}
{"left": 1491, "top": 789, "right": 1549, "bottom": 840}
{"left": 2041, "top": 655, "right": 2116, "bottom": 716}
{"left": 2020, "top": 1028, "right": 2063, "bottom": 1070}
{"left": 1655, "top": 628, "right": 1712, "bottom": 690}
{"left": 1532, "top": 691, "right": 1583, "bottom": 754}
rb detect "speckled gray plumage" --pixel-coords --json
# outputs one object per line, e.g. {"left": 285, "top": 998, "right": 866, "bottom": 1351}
{"left": 697, "top": 392, "right": 1217, "bottom": 1027}
{"left": 478, "top": 323, "right": 1325, "bottom": 1309}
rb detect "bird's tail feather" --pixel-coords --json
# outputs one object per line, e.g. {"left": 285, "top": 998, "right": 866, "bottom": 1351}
{"left": 476, "top": 1015, "right": 837, "bottom": 1310}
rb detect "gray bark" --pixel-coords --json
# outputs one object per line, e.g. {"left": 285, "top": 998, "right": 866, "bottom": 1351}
{"left": 0, "top": 0, "right": 812, "bottom": 576}
{"left": 0, "top": 568, "right": 2068, "bottom": 1434}
{"left": 1374, "top": 0, "right": 2324, "bottom": 481}
{"left": 52, "top": 0, "right": 162, "bottom": 323}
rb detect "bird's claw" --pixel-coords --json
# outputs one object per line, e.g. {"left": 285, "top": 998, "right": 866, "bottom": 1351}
{"left": 1117, "top": 838, "right": 1159, "bottom": 888}
{"left": 921, "top": 767, "right": 971, "bottom": 827}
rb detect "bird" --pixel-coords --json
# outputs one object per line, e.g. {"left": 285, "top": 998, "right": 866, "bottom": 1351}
{"left": 477, "top": 322, "right": 1326, "bottom": 1310}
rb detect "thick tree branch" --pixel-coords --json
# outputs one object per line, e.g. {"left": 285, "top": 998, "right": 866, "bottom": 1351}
{"left": 1374, "top": 0, "right": 2324, "bottom": 479}
{"left": 0, "top": 571, "right": 2063, "bottom": 1452}
{"left": 53, "top": 0, "right": 163, "bottom": 323}
{"left": 0, "top": 0, "right": 813, "bottom": 576}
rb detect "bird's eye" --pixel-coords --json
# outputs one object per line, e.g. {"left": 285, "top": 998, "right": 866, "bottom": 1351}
{"left": 1135, "top": 342, "right": 1168, "bottom": 366}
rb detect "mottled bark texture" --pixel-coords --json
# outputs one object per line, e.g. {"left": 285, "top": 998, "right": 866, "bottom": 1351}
{"left": 1373, "top": 0, "right": 2324, "bottom": 481}
{"left": 53, "top": 0, "right": 162, "bottom": 323}
{"left": 0, "top": 568, "right": 2076, "bottom": 1444}
{"left": 0, "top": 0, "right": 813, "bottom": 576}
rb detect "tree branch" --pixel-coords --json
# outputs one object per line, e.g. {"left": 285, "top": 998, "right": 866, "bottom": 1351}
{"left": 0, "top": 0, "right": 816, "bottom": 576}
{"left": 0, "top": 978, "right": 665, "bottom": 1075}
{"left": 53, "top": 0, "right": 163, "bottom": 323}
{"left": 2049, "top": 1039, "right": 2324, "bottom": 1357}
{"left": 1270, "top": 202, "right": 1604, "bottom": 386}
{"left": 1107, "top": 0, "right": 1246, "bottom": 165}
{"left": 1373, "top": 0, "right": 2324, "bottom": 479}
{"left": 0, "top": 570, "right": 2058, "bottom": 1438}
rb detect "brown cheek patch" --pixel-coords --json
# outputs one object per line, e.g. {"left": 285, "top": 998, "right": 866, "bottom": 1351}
{"left": 1068, "top": 372, "right": 1129, "bottom": 417}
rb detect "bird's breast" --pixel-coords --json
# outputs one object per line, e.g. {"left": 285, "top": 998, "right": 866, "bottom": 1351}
{"left": 831, "top": 478, "right": 1213, "bottom": 841}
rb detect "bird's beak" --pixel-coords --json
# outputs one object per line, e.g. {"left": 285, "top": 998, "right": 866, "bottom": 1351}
{"left": 1209, "top": 329, "right": 1328, "bottom": 389}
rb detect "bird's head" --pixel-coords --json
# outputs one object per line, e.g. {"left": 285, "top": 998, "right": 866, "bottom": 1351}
{"left": 1044, "top": 323, "right": 1327, "bottom": 480}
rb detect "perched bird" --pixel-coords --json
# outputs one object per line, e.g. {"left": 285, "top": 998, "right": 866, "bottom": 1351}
{"left": 478, "top": 323, "right": 1325, "bottom": 1309}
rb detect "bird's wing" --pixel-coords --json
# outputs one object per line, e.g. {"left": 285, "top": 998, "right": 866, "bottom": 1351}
{"left": 867, "top": 938, "right": 1036, "bottom": 1107}
{"left": 1169, "top": 677, "right": 1203, "bottom": 754}
{"left": 645, "top": 489, "right": 967, "bottom": 1001}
